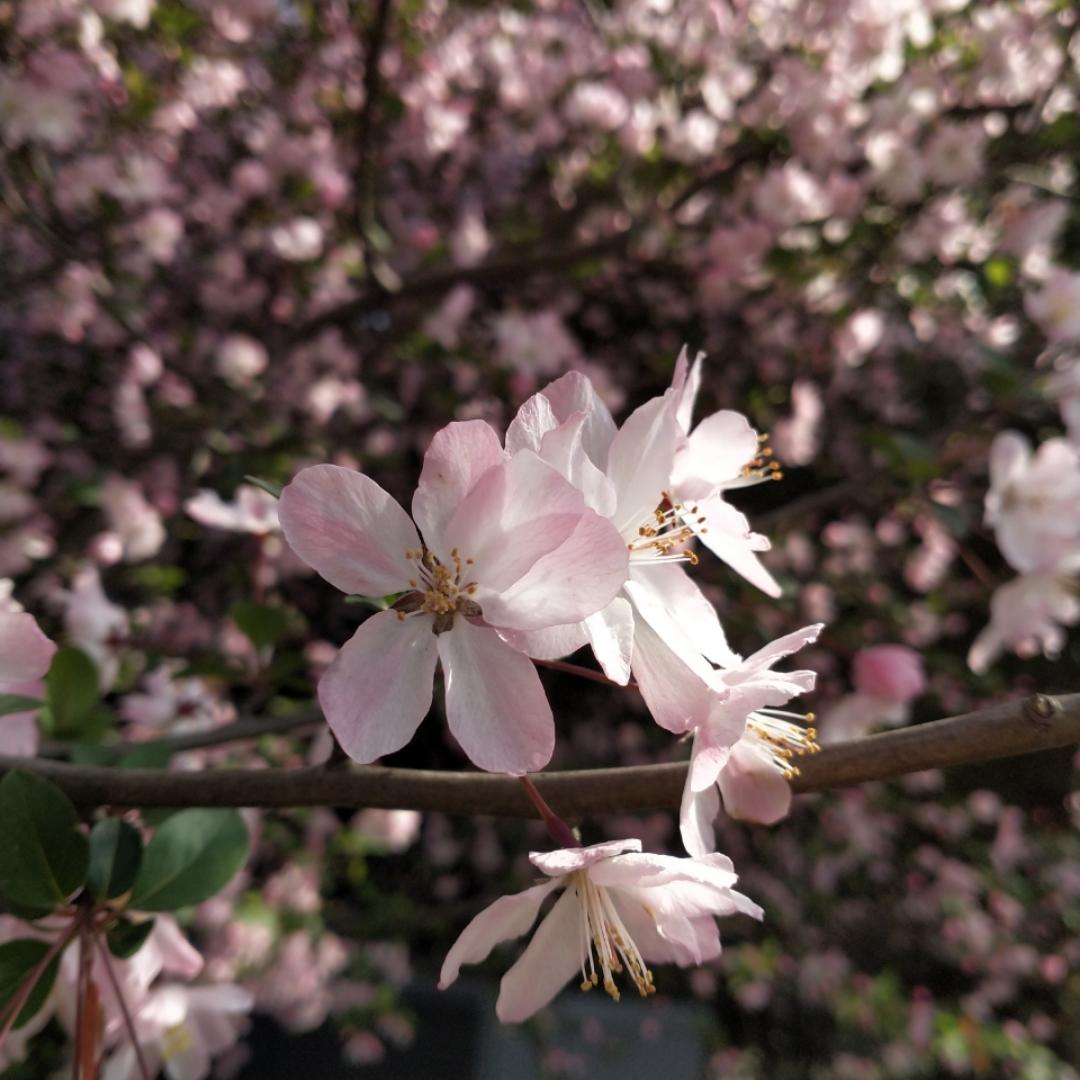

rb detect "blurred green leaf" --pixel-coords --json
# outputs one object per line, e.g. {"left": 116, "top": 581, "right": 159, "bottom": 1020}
{"left": 0, "top": 940, "right": 61, "bottom": 1028}
{"left": 44, "top": 648, "right": 99, "bottom": 738}
{"left": 87, "top": 819, "right": 144, "bottom": 902}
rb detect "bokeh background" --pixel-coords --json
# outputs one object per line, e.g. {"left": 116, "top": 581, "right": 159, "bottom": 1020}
{"left": 3, "top": 0, "right": 1080, "bottom": 1076}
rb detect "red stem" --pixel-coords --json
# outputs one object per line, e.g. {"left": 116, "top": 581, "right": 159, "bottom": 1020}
{"left": 518, "top": 775, "right": 580, "bottom": 848}
{"left": 535, "top": 658, "right": 638, "bottom": 689}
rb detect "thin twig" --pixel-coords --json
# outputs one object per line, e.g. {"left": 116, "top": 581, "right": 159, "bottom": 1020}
{"left": 3, "top": 692, "right": 1079, "bottom": 819}
{"left": 535, "top": 658, "right": 635, "bottom": 689}
{"left": 93, "top": 934, "right": 153, "bottom": 1080}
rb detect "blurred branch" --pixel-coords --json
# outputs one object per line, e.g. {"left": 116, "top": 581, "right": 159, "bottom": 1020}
{"left": 353, "top": 0, "right": 393, "bottom": 244}
{"left": 6, "top": 692, "right": 1079, "bottom": 818}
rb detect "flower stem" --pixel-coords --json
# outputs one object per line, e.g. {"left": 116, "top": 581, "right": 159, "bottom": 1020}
{"left": 94, "top": 932, "right": 153, "bottom": 1080}
{"left": 518, "top": 775, "right": 580, "bottom": 848}
{"left": 534, "top": 658, "right": 638, "bottom": 689}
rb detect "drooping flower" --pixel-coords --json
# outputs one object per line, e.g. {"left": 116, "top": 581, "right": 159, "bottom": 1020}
{"left": 279, "top": 420, "right": 629, "bottom": 774}
{"left": 184, "top": 484, "right": 279, "bottom": 536}
{"left": 680, "top": 625, "right": 822, "bottom": 854}
{"left": 439, "top": 838, "right": 762, "bottom": 1023}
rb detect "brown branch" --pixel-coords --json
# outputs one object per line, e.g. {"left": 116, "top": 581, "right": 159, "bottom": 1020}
{"left": 2, "top": 693, "right": 1078, "bottom": 819}
{"left": 354, "top": 0, "right": 394, "bottom": 242}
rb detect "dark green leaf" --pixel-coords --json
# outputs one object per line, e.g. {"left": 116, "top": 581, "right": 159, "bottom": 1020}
{"left": 130, "top": 809, "right": 249, "bottom": 912}
{"left": 44, "top": 648, "right": 99, "bottom": 737}
{"left": 230, "top": 601, "right": 291, "bottom": 650}
{"left": 106, "top": 917, "right": 155, "bottom": 959}
{"left": 0, "top": 695, "right": 43, "bottom": 718}
{"left": 0, "top": 939, "right": 61, "bottom": 1028}
{"left": 0, "top": 772, "right": 89, "bottom": 914}
{"left": 87, "top": 819, "right": 143, "bottom": 902}
{"left": 70, "top": 743, "right": 173, "bottom": 771}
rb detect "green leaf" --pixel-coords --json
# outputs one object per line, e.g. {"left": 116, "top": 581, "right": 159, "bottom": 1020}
{"left": 87, "top": 819, "right": 143, "bottom": 902}
{"left": 243, "top": 475, "right": 282, "bottom": 499}
{"left": 44, "top": 648, "right": 99, "bottom": 737}
{"left": 0, "top": 771, "right": 89, "bottom": 914}
{"left": 0, "top": 939, "right": 61, "bottom": 1028}
{"left": 130, "top": 809, "right": 249, "bottom": 912}
{"left": 106, "top": 917, "right": 155, "bottom": 959}
{"left": 230, "top": 601, "right": 291, "bottom": 650}
{"left": 70, "top": 742, "right": 173, "bottom": 771}
{"left": 0, "top": 694, "right": 43, "bottom": 718}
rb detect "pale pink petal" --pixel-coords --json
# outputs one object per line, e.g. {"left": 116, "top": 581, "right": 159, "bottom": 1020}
{"left": 606, "top": 393, "right": 682, "bottom": 536}
{"left": 693, "top": 496, "right": 781, "bottom": 597}
{"left": 532, "top": 370, "right": 617, "bottom": 467}
{"left": 442, "top": 452, "right": 582, "bottom": 590}
{"left": 673, "top": 410, "right": 760, "bottom": 496}
{"left": 412, "top": 421, "right": 506, "bottom": 550}
{"left": 629, "top": 615, "right": 717, "bottom": 733}
{"left": 625, "top": 563, "right": 738, "bottom": 668}
{"left": 617, "top": 898, "right": 722, "bottom": 967}
{"left": 536, "top": 411, "right": 617, "bottom": 517}
{"left": 688, "top": 725, "right": 734, "bottom": 793}
{"left": 505, "top": 391, "right": 559, "bottom": 455}
{"left": 279, "top": 465, "right": 418, "bottom": 596}
{"left": 439, "top": 878, "right": 563, "bottom": 989}
{"left": 496, "top": 621, "right": 590, "bottom": 661}
{"left": 530, "top": 839, "right": 642, "bottom": 877}
{"left": 319, "top": 611, "right": 438, "bottom": 763}
{"left": 717, "top": 739, "right": 793, "bottom": 825}
{"left": 988, "top": 430, "right": 1030, "bottom": 492}
{"left": 0, "top": 611, "right": 57, "bottom": 683}
{"left": 496, "top": 888, "right": 584, "bottom": 1022}
{"left": 0, "top": 711, "right": 39, "bottom": 757}
{"left": 679, "top": 779, "right": 721, "bottom": 857}
{"left": 585, "top": 597, "right": 634, "bottom": 685}
{"left": 480, "top": 507, "right": 628, "bottom": 632}
{"left": 740, "top": 623, "right": 823, "bottom": 673}
{"left": 671, "top": 346, "right": 704, "bottom": 434}
{"left": 151, "top": 916, "right": 205, "bottom": 980}
{"left": 438, "top": 620, "right": 554, "bottom": 774}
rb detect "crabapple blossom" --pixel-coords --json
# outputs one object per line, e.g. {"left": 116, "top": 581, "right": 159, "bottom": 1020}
{"left": 63, "top": 567, "right": 128, "bottom": 691}
{"left": 439, "top": 838, "right": 762, "bottom": 1022}
{"left": 680, "top": 625, "right": 822, "bottom": 854}
{"left": 820, "top": 645, "right": 927, "bottom": 745}
{"left": 968, "top": 574, "right": 1080, "bottom": 674}
{"left": 1025, "top": 269, "right": 1080, "bottom": 343}
{"left": 278, "top": 420, "right": 629, "bottom": 773}
{"left": 504, "top": 368, "right": 741, "bottom": 732}
{"left": 185, "top": 484, "right": 279, "bottom": 536}
{"left": 0, "top": 605, "right": 56, "bottom": 756}
{"left": 984, "top": 431, "right": 1080, "bottom": 574}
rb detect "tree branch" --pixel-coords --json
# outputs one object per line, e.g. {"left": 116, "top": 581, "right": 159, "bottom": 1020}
{"left": 4, "top": 693, "right": 1078, "bottom": 819}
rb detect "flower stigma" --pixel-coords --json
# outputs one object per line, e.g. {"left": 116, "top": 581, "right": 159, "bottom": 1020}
{"left": 746, "top": 707, "right": 819, "bottom": 778}
{"left": 396, "top": 547, "right": 481, "bottom": 633}
{"left": 572, "top": 871, "right": 656, "bottom": 1002}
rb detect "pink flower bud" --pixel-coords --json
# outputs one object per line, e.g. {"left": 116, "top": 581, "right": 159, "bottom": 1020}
{"left": 851, "top": 645, "right": 926, "bottom": 704}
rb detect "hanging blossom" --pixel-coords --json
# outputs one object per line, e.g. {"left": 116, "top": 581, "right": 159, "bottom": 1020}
{"left": 504, "top": 369, "right": 745, "bottom": 733}
{"left": 439, "top": 838, "right": 762, "bottom": 1023}
{"left": 278, "top": 420, "right": 628, "bottom": 774}
{"left": 680, "top": 625, "right": 823, "bottom": 855}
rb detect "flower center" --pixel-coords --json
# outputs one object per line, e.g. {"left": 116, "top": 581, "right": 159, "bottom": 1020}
{"left": 571, "top": 871, "right": 655, "bottom": 1002}
{"left": 397, "top": 547, "right": 480, "bottom": 633}
{"left": 746, "top": 707, "right": 819, "bottom": 778}
{"left": 161, "top": 1022, "right": 194, "bottom": 1063}
{"left": 627, "top": 492, "right": 703, "bottom": 565}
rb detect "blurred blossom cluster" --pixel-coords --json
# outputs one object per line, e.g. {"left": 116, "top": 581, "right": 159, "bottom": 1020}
{"left": 1, "top": 0, "right": 1080, "bottom": 1072}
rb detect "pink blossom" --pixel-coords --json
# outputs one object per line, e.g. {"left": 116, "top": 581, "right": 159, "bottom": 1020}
{"left": 185, "top": 484, "right": 279, "bottom": 536}
{"left": 351, "top": 808, "right": 422, "bottom": 852}
{"left": 984, "top": 431, "right": 1080, "bottom": 574}
{"left": 215, "top": 335, "right": 268, "bottom": 386}
{"left": 504, "top": 370, "right": 738, "bottom": 733}
{"left": 439, "top": 838, "right": 761, "bottom": 1022}
{"left": 100, "top": 475, "right": 166, "bottom": 562}
{"left": 968, "top": 573, "right": 1080, "bottom": 673}
{"left": 1025, "top": 269, "right": 1080, "bottom": 343}
{"left": 278, "top": 421, "right": 628, "bottom": 773}
{"left": 0, "top": 606, "right": 56, "bottom": 757}
{"left": 63, "top": 567, "right": 128, "bottom": 690}
{"left": 851, "top": 645, "right": 926, "bottom": 704}
{"left": 680, "top": 625, "right": 822, "bottom": 852}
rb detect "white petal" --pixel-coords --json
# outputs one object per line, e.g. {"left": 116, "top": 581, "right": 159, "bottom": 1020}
{"left": 496, "top": 888, "right": 584, "bottom": 1022}
{"left": 693, "top": 496, "right": 781, "bottom": 598}
{"left": 496, "top": 621, "right": 590, "bottom": 661}
{"left": 679, "top": 779, "right": 720, "bottom": 857}
{"left": 318, "top": 611, "right": 438, "bottom": 763}
{"left": 533, "top": 370, "right": 618, "bottom": 468}
{"left": 0, "top": 611, "right": 57, "bottom": 683}
{"left": 438, "top": 620, "right": 554, "bottom": 774}
{"left": 439, "top": 878, "right": 563, "bottom": 989}
{"left": 717, "top": 739, "right": 793, "bottom": 825}
{"left": 585, "top": 597, "right": 634, "bottom": 685}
